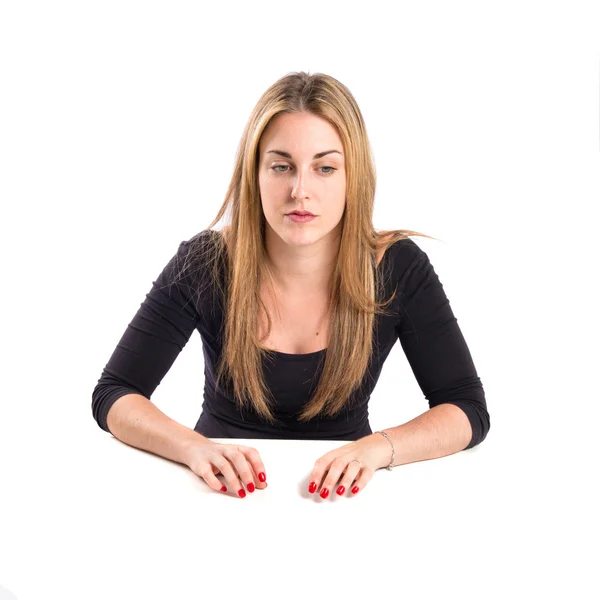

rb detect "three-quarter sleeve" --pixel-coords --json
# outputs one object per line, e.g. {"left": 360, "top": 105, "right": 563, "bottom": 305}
{"left": 91, "top": 240, "right": 201, "bottom": 434}
{"left": 394, "top": 241, "right": 490, "bottom": 449}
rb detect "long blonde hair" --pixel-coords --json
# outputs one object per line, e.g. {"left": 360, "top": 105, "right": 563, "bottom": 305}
{"left": 175, "top": 71, "right": 437, "bottom": 426}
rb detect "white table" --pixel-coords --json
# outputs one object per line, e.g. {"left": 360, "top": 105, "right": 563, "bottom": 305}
{"left": 0, "top": 430, "right": 597, "bottom": 600}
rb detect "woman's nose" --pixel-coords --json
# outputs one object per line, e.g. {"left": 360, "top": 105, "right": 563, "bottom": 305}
{"left": 292, "top": 172, "right": 308, "bottom": 199}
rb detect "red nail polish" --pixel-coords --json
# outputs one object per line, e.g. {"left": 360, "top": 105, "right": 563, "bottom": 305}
{"left": 336, "top": 486, "right": 345, "bottom": 495}
{"left": 258, "top": 472, "right": 267, "bottom": 482}
{"left": 238, "top": 489, "right": 246, "bottom": 498}
{"left": 220, "top": 485, "right": 227, "bottom": 492}
{"left": 320, "top": 488, "right": 329, "bottom": 499}
{"left": 351, "top": 486, "right": 359, "bottom": 494}
{"left": 247, "top": 482, "right": 255, "bottom": 493}
{"left": 308, "top": 482, "right": 317, "bottom": 494}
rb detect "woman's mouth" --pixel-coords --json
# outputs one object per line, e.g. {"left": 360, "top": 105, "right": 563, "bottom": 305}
{"left": 287, "top": 213, "right": 317, "bottom": 223}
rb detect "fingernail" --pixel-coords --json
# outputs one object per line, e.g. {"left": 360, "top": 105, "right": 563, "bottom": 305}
{"left": 220, "top": 485, "right": 227, "bottom": 493}
{"left": 247, "top": 482, "right": 255, "bottom": 493}
{"left": 308, "top": 482, "right": 317, "bottom": 494}
{"left": 320, "top": 488, "right": 329, "bottom": 499}
{"left": 258, "top": 472, "right": 267, "bottom": 482}
{"left": 351, "top": 486, "right": 360, "bottom": 494}
{"left": 336, "top": 486, "right": 345, "bottom": 495}
{"left": 238, "top": 489, "right": 246, "bottom": 498}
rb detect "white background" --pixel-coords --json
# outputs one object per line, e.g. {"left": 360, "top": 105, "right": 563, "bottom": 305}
{"left": 1, "top": 1, "right": 599, "bottom": 599}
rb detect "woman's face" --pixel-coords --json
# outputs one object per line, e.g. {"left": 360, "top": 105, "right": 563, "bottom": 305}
{"left": 258, "top": 111, "right": 347, "bottom": 248}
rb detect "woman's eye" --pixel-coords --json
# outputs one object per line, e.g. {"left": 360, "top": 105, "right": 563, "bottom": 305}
{"left": 271, "top": 165, "right": 337, "bottom": 175}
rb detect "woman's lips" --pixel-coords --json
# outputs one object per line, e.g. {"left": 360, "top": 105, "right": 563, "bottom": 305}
{"left": 287, "top": 214, "right": 317, "bottom": 223}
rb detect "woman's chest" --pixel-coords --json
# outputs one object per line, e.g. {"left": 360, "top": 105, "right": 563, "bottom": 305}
{"left": 257, "top": 289, "right": 331, "bottom": 355}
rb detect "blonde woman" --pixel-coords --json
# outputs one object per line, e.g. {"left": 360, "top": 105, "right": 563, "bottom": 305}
{"left": 92, "top": 71, "right": 490, "bottom": 500}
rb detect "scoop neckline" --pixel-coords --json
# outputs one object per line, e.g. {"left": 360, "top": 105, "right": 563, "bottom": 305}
{"left": 260, "top": 346, "right": 327, "bottom": 360}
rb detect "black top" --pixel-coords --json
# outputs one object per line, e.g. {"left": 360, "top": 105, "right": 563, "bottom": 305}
{"left": 92, "top": 230, "right": 490, "bottom": 448}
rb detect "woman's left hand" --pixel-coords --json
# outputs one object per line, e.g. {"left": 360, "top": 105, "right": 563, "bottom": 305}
{"left": 307, "top": 435, "right": 387, "bottom": 499}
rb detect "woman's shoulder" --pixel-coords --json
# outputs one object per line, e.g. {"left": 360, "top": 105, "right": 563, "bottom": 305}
{"left": 169, "top": 229, "right": 224, "bottom": 285}
{"left": 186, "top": 228, "right": 223, "bottom": 247}
{"left": 377, "top": 231, "right": 426, "bottom": 270}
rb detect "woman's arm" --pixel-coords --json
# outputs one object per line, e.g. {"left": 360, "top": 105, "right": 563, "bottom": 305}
{"left": 92, "top": 238, "right": 205, "bottom": 434}
{"left": 363, "top": 403, "right": 473, "bottom": 469}
{"left": 106, "top": 393, "right": 211, "bottom": 466}
{"left": 380, "top": 239, "right": 490, "bottom": 465}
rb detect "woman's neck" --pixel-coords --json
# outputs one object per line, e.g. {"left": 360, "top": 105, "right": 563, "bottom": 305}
{"left": 263, "top": 227, "right": 340, "bottom": 296}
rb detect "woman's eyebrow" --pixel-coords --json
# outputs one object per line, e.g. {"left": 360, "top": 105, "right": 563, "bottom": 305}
{"left": 266, "top": 149, "right": 343, "bottom": 159}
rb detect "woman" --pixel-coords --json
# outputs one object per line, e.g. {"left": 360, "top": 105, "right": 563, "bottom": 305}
{"left": 92, "top": 71, "right": 490, "bottom": 500}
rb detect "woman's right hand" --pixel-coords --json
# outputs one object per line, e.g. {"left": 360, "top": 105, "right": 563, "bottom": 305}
{"left": 185, "top": 440, "right": 268, "bottom": 498}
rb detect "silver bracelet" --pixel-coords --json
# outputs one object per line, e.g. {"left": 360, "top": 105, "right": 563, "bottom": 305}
{"left": 375, "top": 430, "right": 396, "bottom": 471}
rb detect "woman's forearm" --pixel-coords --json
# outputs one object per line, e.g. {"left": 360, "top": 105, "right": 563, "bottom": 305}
{"left": 366, "top": 403, "right": 473, "bottom": 470}
{"left": 106, "top": 393, "right": 211, "bottom": 466}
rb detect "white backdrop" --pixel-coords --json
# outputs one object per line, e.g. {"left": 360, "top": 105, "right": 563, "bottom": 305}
{"left": 1, "top": 1, "right": 599, "bottom": 599}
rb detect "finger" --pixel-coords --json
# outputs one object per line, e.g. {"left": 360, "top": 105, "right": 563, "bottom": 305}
{"left": 335, "top": 461, "right": 363, "bottom": 497}
{"left": 237, "top": 445, "right": 268, "bottom": 489}
{"left": 222, "top": 446, "right": 257, "bottom": 495}
{"left": 348, "top": 465, "right": 375, "bottom": 496}
{"left": 213, "top": 455, "right": 246, "bottom": 498}
{"left": 307, "top": 456, "right": 331, "bottom": 495}
{"left": 197, "top": 463, "right": 230, "bottom": 493}
{"left": 316, "top": 457, "right": 348, "bottom": 499}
